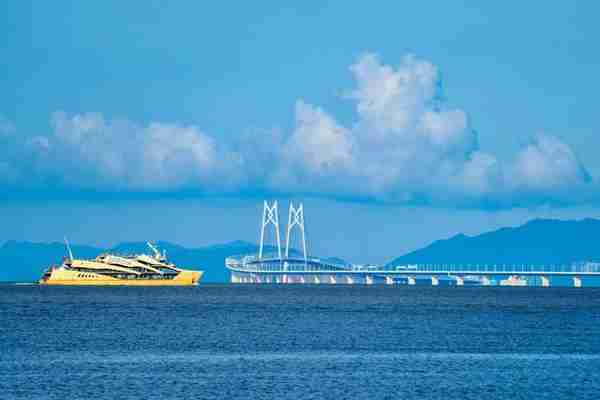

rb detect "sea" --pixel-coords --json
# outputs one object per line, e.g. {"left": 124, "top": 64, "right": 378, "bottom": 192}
{"left": 1, "top": 284, "right": 600, "bottom": 400}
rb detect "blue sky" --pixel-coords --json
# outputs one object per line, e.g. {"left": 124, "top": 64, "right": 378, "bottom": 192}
{"left": 1, "top": 2, "right": 600, "bottom": 262}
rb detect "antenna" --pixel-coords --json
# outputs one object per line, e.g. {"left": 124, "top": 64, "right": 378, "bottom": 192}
{"left": 64, "top": 237, "right": 74, "bottom": 261}
{"left": 259, "top": 200, "right": 281, "bottom": 260}
{"left": 285, "top": 202, "right": 307, "bottom": 263}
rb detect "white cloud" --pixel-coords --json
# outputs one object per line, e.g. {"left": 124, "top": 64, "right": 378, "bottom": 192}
{"left": 276, "top": 53, "right": 485, "bottom": 202}
{"left": 272, "top": 53, "right": 590, "bottom": 206}
{"left": 8, "top": 112, "right": 233, "bottom": 191}
{"left": 0, "top": 53, "right": 593, "bottom": 207}
{"left": 509, "top": 134, "right": 589, "bottom": 195}
{"left": 288, "top": 100, "right": 355, "bottom": 173}
{"left": 349, "top": 54, "right": 439, "bottom": 135}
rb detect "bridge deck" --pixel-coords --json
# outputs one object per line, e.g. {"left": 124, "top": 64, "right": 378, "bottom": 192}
{"left": 227, "top": 258, "right": 600, "bottom": 277}
{"left": 227, "top": 267, "right": 600, "bottom": 277}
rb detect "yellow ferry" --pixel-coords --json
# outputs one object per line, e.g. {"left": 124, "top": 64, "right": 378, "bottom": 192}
{"left": 39, "top": 241, "right": 203, "bottom": 286}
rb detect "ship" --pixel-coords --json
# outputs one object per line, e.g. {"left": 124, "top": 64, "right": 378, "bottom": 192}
{"left": 39, "top": 240, "right": 203, "bottom": 286}
{"left": 499, "top": 275, "right": 527, "bottom": 286}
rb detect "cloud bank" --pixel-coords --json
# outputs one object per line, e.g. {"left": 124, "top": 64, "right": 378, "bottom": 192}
{"left": 0, "top": 54, "right": 592, "bottom": 207}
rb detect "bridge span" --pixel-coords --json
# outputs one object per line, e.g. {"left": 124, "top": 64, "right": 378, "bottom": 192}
{"left": 225, "top": 201, "right": 600, "bottom": 287}
{"left": 227, "top": 256, "right": 600, "bottom": 287}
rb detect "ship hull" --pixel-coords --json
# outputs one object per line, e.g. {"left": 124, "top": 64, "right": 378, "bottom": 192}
{"left": 39, "top": 268, "right": 203, "bottom": 286}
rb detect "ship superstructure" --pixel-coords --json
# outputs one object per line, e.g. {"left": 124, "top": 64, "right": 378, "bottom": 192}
{"left": 39, "top": 241, "right": 203, "bottom": 286}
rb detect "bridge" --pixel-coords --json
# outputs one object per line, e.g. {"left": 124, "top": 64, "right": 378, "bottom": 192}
{"left": 227, "top": 257, "right": 600, "bottom": 287}
{"left": 225, "top": 201, "right": 600, "bottom": 287}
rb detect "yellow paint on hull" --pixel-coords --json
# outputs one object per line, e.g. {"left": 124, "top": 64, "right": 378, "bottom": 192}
{"left": 39, "top": 268, "right": 203, "bottom": 286}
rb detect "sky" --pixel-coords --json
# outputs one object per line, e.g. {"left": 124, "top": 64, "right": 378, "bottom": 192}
{"left": 1, "top": 2, "right": 600, "bottom": 263}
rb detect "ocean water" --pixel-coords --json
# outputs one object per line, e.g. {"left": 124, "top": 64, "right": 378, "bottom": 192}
{"left": 1, "top": 285, "right": 600, "bottom": 400}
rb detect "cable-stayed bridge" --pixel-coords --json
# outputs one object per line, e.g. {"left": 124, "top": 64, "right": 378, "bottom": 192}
{"left": 225, "top": 201, "right": 600, "bottom": 287}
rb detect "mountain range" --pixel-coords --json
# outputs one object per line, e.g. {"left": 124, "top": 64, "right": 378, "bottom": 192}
{"left": 387, "top": 218, "right": 600, "bottom": 267}
{"left": 2, "top": 218, "right": 600, "bottom": 282}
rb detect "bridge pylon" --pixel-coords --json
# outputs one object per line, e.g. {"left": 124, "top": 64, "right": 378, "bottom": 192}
{"left": 285, "top": 202, "right": 307, "bottom": 263}
{"left": 259, "top": 200, "right": 282, "bottom": 260}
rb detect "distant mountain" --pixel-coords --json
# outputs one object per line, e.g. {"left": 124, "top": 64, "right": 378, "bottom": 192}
{"left": 0, "top": 240, "right": 275, "bottom": 283}
{"left": 387, "top": 218, "right": 600, "bottom": 267}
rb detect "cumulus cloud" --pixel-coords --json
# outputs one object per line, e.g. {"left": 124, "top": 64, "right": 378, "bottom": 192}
{"left": 505, "top": 135, "right": 591, "bottom": 205}
{"left": 276, "top": 54, "right": 487, "bottom": 202}
{"left": 0, "top": 53, "right": 593, "bottom": 207}
{"left": 272, "top": 53, "right": 590, "bottom": 206}
{"left": 48, "top": 111, "right": 225, "bottom": 190}
{"left": 1, "top": 112, "right": 243, "bottom": 192}
{"left": 273, "top": 101, "right": 357, "bottom": 194}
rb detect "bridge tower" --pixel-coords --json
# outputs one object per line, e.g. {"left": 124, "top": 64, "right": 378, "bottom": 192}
{"left": 259, "top": 200, "right": 282, "bottom": 260}
{"left": 285, "top": 202, "right": 308, "bottom": 263}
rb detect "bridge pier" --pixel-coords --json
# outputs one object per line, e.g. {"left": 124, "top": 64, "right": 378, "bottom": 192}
{"left": 346, "top": 276, "right": 354, "bottom": 285}
{"left": 329, "top": 275, "right": 336, "bottom": 284}
{"left": 386, "top": 276, "right": 394, "bottom": 285}
{"left": 455, "top": 276, "right": 465, "bottom": 286}
{"left": 407, "top": 276, "right": 416, "bottom": 285}
{"left": 540, "top": 276, "right": 550, "bottom": 287}
{"left": 573, "top": 276, "right": 582, "bottom": 288}
{"left": 431, "top": 276, "right": 439, "bottom": 286}
{"left": 481, "top": 276, "right": 492, "bottom": 286}
{"left": 366, "top": 275, "right": 374, "bottom": 285}
{"left": 314, "top": 275, "right": 320, "bottom": 284}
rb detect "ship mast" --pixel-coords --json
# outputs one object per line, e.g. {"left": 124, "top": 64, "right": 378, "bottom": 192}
{"left": 64, "top": 237, "right": 74, "bottom": 261}
{"left": 146, "top": 241, "right": 164, "bottom": 261}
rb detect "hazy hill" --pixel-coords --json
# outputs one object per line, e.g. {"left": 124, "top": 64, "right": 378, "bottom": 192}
{"left": 0, "top": 240, "right": 271, "bottom": 283}
{"left": 387, "top": 218, "right": 600, "bottom": 267}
